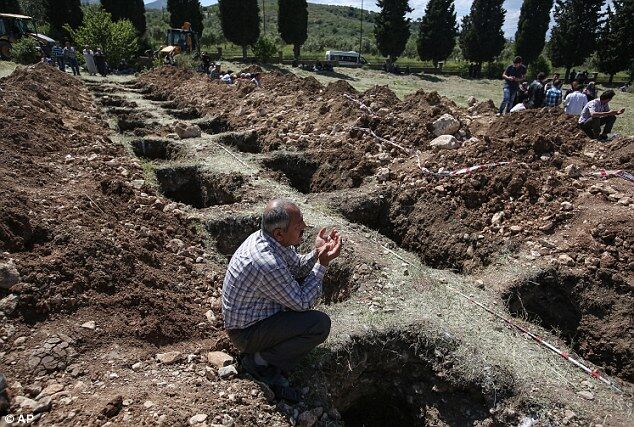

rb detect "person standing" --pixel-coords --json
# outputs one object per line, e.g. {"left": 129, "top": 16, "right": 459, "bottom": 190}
{"left": 563, "top": 84, "right": 587, "bottom": 116}
{"left": 51, "top": 42, "right": 65, "bottom": 72}
{"left": 584, "top": 82, "right": 597, "bottom": 101}
{"left": 63, "top": 42, "right": 80, "bottom": 76}
{"left": 93, "top": 48, "right": 108, "bottom": 77}
{"left": 83, "top": 45, "right": 97, "bottom": 76}
{"left": 497, "top": 56, "right": 527, "bottom": 116}
{"left": 527, "top": 72, "right": 547, "bottom": 108}
{"left": 544, "top": 80, "right": 563, "bottom": 107}
{"left": 578, "top": 90, "right": 625, "bottom": 140}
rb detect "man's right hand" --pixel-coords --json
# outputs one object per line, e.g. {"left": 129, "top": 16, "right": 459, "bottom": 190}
{"left": 317, "top": 232, "right": 342, "bottom": 267}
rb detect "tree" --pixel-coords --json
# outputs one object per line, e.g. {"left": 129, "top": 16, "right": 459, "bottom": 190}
{"left": 218, "top": 0, "right": 260, "bottom": 60}
{"left": 374, "top": 0, "right": 412, "bottom": 64}
{"left": 0, "top": 0, "right": 22, "bottom": 14}
{"left": 549, "top": 0, "right": 604, "bottom": 81}
{"left": 459, "top": 0, "right": 506, "bottom": 76}
{"left": 65, "top": 8, "right": 138, "bottom": 68}
{"left": 609, "top": 0, "right": 634, "bottom": 81}
{"left": 416, "top": 0, "right": 457, "bottom": 68}
{"left": 278, "top": 0, "right": 308, "bottom": 60}
{"left": 595, "top": 5, "right": 629, "bottom": 83}
{"left": 18, "top": 0, "right": 47, "bottom": 23}
{"left": 46, "top": 0, "right": 84, "bottom": 42}
{"left": 101, "top": 0, "right": 147, "bottom": 36}
{"left": 514, "top": 0, "right": 553, "bottom": 65}
{"left": 167, "top": 0, "right": 204, "bottom": 36}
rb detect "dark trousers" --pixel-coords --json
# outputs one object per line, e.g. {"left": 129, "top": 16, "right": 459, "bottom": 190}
{"left": 580, "top": 116, "right": 616, "bottom": 139}
{"left": 55, "top": 57, "right": 65, "bottom": 72}
{"left": 68, "top": 58, "right": 80, "bottom": 76}
{"left": 227, "top": 310, "right": 331, "bottom": 372}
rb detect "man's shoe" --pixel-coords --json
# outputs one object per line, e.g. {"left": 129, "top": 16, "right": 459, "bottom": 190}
{"left": 240, "top": 354, "right": 290, "bottom": 387}
{"left": 598, "top": 134, "right": 608, "bottom": 141}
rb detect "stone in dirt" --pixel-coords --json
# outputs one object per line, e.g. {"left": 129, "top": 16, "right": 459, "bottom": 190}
{"left": 156, "top": 351, "right": 182, "bottom": 364}
{"left": 218, "top": 364, "right": 238, "bottom": 379}
{"left": 189, "top": 413, "right": 208, "bottom": 425}
{"left": 468, "top": 96, "right": 477, "bottom": 107}
{"left": 0, "top": 260, "right": 20, "bottom": 290}
{"left": 33, "top": 396, "right": 52, "bottom": 414}
{"left": 298, "top": 407, "right": 324, "bottom": 427}
{"left": 564, "top": 164, "right": 581, "bottom": 178}
{"left": 576, "top": 390, "right": 594, "bottom": 400}
{"left": 80, "top": 321, "right": 96, "bottom": 330}
{"left": 175, "top": 123, "right": 202, "bottom": 139}
{"left": 0, "top": 294, "right": 18, "bottom": 315}
{"left": 430, "top": 135, "right": 461, "bottom": 149}
{"left": 28, "top": 336, "right": 77, "bottom": 375}
{"left": 432, "top": 113, "right": 461, "bottom": 136}
{"left": 101, "top": 395, "right": 123, "bottom": 418}
{"left": 206, "top": 351, "right": 233, "bottom": 369}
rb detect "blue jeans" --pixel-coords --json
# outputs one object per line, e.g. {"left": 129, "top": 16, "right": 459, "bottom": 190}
{"left": 68, "top": 58, "right": 80, "bottom": 75}
{"left": 498, "top": 86, "right": 518, "bottom": 114}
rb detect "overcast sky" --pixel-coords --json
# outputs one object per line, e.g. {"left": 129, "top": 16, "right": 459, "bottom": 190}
{"left": 145, "top": 1, "right": 526, "bottom": 37}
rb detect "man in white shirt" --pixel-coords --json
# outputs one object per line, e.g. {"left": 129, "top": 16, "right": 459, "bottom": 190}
{"left": 563, "top": 84, "right": 588, "bottom": 116}
{"left": 578, "top": 90, "right": 625, "bottom": 140}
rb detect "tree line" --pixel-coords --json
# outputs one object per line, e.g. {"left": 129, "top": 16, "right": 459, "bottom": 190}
{"left": 1, "top": 0, "right": 632, "bottom": 80}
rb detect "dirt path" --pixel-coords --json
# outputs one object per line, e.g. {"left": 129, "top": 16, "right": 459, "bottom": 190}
{"left": 1, "top": 65, "right": 631, "bottom": 426}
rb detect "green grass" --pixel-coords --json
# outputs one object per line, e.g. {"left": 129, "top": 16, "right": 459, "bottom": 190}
{"left": 0, "top": 61, "right": 18, "bottom": 79}
{"left": 275, "top": 64, "right": 633, "bottom": 136}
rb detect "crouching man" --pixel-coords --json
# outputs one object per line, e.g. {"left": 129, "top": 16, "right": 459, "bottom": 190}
{"left": 222, "top": 198, "right": 342, "bottom": 400}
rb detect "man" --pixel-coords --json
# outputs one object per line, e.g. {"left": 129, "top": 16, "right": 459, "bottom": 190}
{"left": 527, "top": 72, "right": 547, "bottom": 109}
{"left": 544, "top": 79, "right": 563, "bottom": 107}
{"left": 578, "top": 90, "right": 625, "bottom": 140}
{"left": 63, "top": 42, "right": 80, "bottom": 76}
{"left": 563, "top": 84, "right": 587, "bottom": 116}
{"left": 515, "top": 81, "right": 529, "bottom": 105}
{"left": 222, "top": 199, "right": 342, "bottom": 400}
{"left": 498, "top": 56, "right": 527, "bottom": 116}
{"left": 51, "top": 41, "right": 64, "bottom": 72}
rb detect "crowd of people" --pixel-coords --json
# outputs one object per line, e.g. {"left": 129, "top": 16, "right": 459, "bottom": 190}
{"left": 45, "top": 41, "right": 109, "bottom": 77}
{"left": 497, "top": 56, "right": 626, "bottom": 141}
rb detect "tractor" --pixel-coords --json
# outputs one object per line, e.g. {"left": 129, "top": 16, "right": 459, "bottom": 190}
{"left": 159, "top": 22, "right": 199, "bottom": 62}
{"left": 0, "top": 13, "right": 54, "bottom": 59}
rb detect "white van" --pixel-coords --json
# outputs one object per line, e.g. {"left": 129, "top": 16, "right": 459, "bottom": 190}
{"left": 325, "top": 50, "right": 367, "bottom": 66}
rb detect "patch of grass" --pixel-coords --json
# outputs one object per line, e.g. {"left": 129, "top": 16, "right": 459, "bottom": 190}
{"left": 0, "top": 61, "right": 18, "bottom": 79}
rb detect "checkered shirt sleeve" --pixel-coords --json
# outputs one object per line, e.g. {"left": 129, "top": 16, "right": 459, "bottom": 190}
{"left": 221, "top": 231, "right": 326, "bottom": 330}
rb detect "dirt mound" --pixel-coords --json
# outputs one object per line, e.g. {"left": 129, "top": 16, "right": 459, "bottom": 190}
{"left": 240, "top": 64, "right": 263, "bottom": 74}
{"left": 361, "top": 85, "right": 400, "bottom": 109}
{"left": 323, "top": 80, "right": 358, "bottom": 97}
{"left": 0, "top": 65, "right": 223, "bottom": 346}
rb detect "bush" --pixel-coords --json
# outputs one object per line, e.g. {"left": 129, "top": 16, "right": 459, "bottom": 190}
{"left": 527, "top": 54, "right": 552, "bottom": 81}
{"left": 65, "top": 8, "right": 138, "bottom": 69}
{"left": 252, "top": 37, "right": 277, "bottom": 63}
{"left": 11, "top": 37, "right": 40, "bottom": 65}
{"left": 484, "top": 61, "right": 506, "bottom": 79}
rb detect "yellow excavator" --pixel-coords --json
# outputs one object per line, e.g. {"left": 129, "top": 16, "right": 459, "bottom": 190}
{"left": 0, "top": 13, "right": 54, "bottom": 59}
{"left": 159, "top": 21, "right": 199, "bottom": 60}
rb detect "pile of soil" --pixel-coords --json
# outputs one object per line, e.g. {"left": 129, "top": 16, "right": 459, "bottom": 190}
{"left": 0, "top": 64, "right": 223, "bottom": 347}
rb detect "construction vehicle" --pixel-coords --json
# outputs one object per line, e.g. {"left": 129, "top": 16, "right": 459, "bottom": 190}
{"left": 159, "top": 22, "right": 199, "bottom": 60}
{"left": 0, "top": 13, "right": 54, "bottom": 59}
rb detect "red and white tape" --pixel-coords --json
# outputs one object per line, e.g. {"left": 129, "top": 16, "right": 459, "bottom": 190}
{"left": 589, "top": 169, "right": 634, "bottom": 183}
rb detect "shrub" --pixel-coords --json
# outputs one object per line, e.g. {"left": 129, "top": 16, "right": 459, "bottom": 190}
{"left": 65, "top": 8, "right": 138, "bottom": 69}
{"left": 527, "top": 54, "right": 552, "bottom": 81}
{"left": 11, "top": 37, "right": 40, "bottom": 65}
{"left": 251, "top": 37, "right": 278, "bottom": 63}
{"left": 484, "top": 61, "right": 506, "bottom": 79}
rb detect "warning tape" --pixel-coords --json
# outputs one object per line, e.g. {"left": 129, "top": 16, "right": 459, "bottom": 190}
{"left": 589, "top": 169, "right": 634, "bottom": 183}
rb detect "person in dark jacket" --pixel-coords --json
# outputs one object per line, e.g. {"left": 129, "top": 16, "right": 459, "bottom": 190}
{"left": 527, "top": 73, "right": 547, "bottom": 108}
{"left": 93, "top": 48, "right": 108, "bottom": 77}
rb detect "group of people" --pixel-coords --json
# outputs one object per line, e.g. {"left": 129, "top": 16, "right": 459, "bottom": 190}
{"left": 47, "top": 41, "right": 108, "bottom": 77}
{"left": 205, "top": 63, "right": 262, "bottom": 87}
{"left": 497, "top": 56, "right": 626, "bottom": 141}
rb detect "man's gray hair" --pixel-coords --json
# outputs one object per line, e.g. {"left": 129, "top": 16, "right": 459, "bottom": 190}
{"left": 262, "top": 199, "right": 295, "bottom": 234}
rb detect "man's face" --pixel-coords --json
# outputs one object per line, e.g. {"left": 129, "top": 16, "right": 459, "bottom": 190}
{"left": 274, "top": 206, "right": 306, "bottom": 247}
{"left": 513, "top": 62, "right": 522, "bottom": 69}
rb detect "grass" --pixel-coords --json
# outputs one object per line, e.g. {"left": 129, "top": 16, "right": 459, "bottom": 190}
{"left": 269, "top": 64, "right": 634, "bottom": 137}
{"left": 0, "top": 61, "right": 18, "bottom": 79}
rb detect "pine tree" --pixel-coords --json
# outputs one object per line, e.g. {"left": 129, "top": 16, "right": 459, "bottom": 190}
{"left": 167, "top": 0, "right": 204, "bottom": 36}
{"left": 218, "top": 0, "right": 260, "bottom": 60}
{"left": 278, "top": 0, "right": 308, "bottom": 60}
{"left": 101, "top": 0, "right": 147, "bottom": 36}
{"left": 514, "top": 0, "right": 553, "bottom": 65}
{"left": 610, "top": 0, "right": 634, "bottom": 81}
{"left": 0, "top": 0, "right": 22, "bottom": 14}
{"left": 374, "top": 0, "right": 412, "bottom": 64}
{"left": 416, "top": 0, "right": 457, "bottom": 68}
{"left": 47, "top": 0, "right": 84, "bottom": 42}
{"left": 459, "top": 0, "right": 506, "bottom": 76}
{"left": 596, "top": 5, "right": 629, "bottom": 83}
{"left": 549, "top": 0, "right": 604, "bottom": 81}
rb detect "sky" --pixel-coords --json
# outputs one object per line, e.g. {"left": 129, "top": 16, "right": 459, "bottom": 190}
{"left": 144, "top": 1, "right": 526, "bottom": 37}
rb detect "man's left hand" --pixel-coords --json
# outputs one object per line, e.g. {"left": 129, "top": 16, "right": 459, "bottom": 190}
{"left": 315, "top": 227, "right": 339, "bottom": 250}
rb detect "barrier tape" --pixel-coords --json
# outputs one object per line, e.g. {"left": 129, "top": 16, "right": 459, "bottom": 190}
{"left": 379, "top": 243, "right": 622, "bottom": 393}
{"left": 590, "top": 169, "right": 634, "bottom": 183}
{"left": 344, "top": 94, "right": 374, "bottom": 115}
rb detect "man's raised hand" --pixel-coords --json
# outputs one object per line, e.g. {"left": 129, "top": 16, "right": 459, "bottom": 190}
{"left": 317, "top": 233, "right": 342, "bottom": 267}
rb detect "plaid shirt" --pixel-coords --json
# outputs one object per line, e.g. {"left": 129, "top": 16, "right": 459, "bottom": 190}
{"left": 544, "top": 87, "right": 562, "bottom": 107}
{"left": 222, "top": 230, "right": 325, "bottom": 330}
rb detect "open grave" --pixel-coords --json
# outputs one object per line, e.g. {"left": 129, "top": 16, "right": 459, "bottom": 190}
{"left": 130, "top": 138, "right": 184, "bottom": 160}
{"left": 155, "top": 166, "right": 246, "bottom": 208}
{"left": 204, "top": 214, "right": 261, "bottom": 257}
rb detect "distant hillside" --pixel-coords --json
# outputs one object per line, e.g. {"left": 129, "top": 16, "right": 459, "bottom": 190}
{"left": 145, "top": 0, "right": 166, "bottom": 9}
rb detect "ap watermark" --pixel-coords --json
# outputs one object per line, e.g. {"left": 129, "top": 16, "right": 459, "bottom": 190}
{"left": 3, "top": 414, "right": 35, "bottom": 424}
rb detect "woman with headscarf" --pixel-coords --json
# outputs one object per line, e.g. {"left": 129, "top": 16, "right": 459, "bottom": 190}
{"left": 83, "top": 45, "right": 97, "bottom": 76}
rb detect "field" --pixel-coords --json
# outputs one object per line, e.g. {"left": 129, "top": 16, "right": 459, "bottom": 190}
{"left": 0, "top": 63, "right": 632, "bottom": 426}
